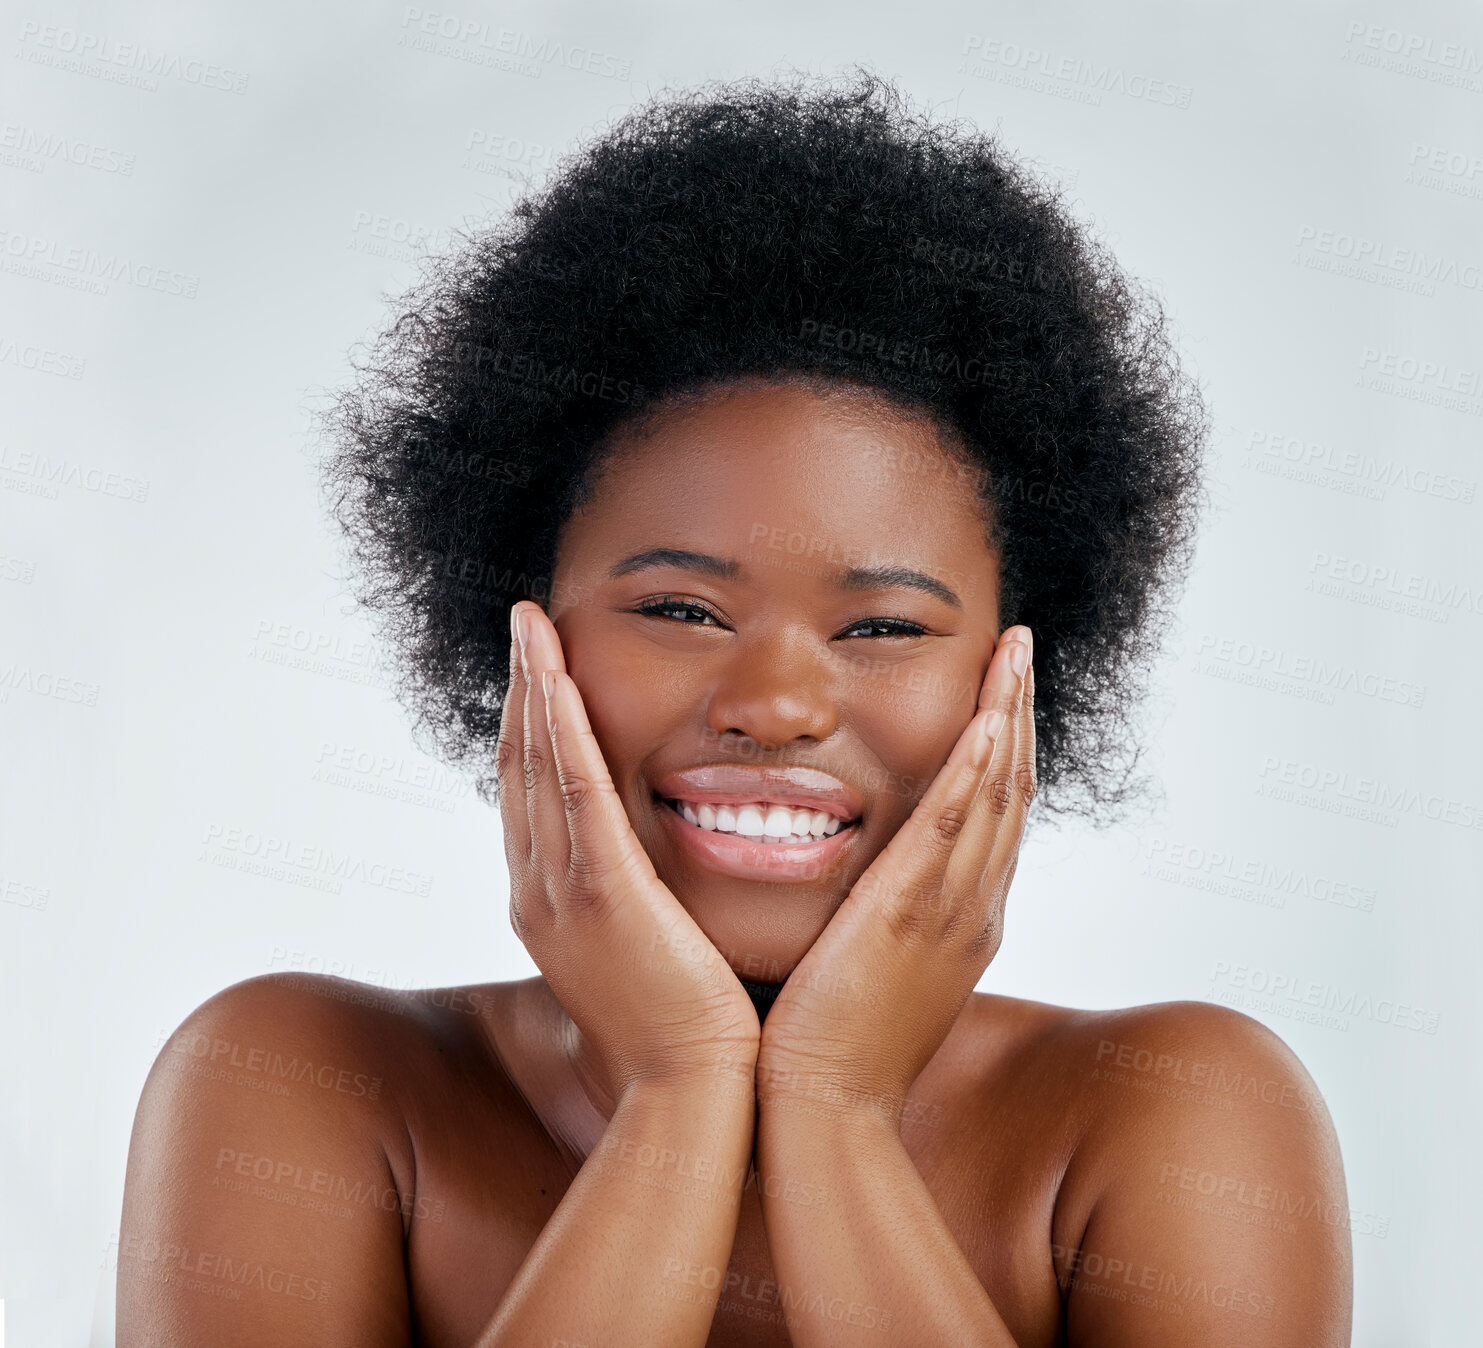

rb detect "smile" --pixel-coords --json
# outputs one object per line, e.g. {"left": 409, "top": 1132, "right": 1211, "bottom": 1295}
{"left": 661, "top": 797, "right": 847, "bottom": 844}
{"left": 656, "top": 794, "right": 860, "bottom": 880}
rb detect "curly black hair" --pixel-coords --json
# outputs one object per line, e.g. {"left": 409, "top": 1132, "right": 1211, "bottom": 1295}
{"left": 318, "top": 67, "right": 1207, "bottom": 823}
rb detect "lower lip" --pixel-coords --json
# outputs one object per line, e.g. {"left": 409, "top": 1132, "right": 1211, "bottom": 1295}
{"left": 656, "top": 798, "right": 858, "bottom": 882}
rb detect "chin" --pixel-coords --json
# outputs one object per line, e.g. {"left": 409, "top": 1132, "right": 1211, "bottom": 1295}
{"left": 675, "top": 881, "right": 837, "bottom": 987}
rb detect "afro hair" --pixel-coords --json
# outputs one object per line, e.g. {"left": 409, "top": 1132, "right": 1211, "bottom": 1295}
{"left": 319, "top": 67, "right": 1208, "bottom": 823}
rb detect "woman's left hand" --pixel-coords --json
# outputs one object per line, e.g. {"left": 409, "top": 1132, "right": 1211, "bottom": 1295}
{"left": 756, "top": 625, "right": 1037, "bottom": 1120}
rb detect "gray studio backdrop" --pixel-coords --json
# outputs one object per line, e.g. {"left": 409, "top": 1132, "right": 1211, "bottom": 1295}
{"left": 2, "top": 0, "right": 1479, "bottom": 1344}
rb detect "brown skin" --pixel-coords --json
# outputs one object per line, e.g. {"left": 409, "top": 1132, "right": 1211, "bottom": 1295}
{"left": 117, "top": 380, "right": 1353, "bottom": 1346}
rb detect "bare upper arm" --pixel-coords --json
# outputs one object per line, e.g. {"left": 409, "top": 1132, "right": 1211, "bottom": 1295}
{"left": 1061, "top": 1001, "right": 1352, "bottom": 1347}
{"left": 117, "top": 973, "right": 416, "bottom": 1347}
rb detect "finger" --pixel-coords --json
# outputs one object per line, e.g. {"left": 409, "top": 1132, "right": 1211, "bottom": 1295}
{"left": 977, "top": 624, "right": 1031, "bottom": 717}
{"left": 982, "top": 627, "right": 1032, "bottom": 816}
{"left": 522, "top": 605, "right": 572, "bottom": 885}
{"left": 939, "top": 628, "right": 1031, "bottom": 879}
{"left": 544, "top": 667, "right": 661, "bottom": 907}
{"left": 494, "top": 601, "right": 533, "bottom": 869}
{"left": 951, "top": 632, "right": 1037, "bottom": 902}
{"left": 978, "top": 650, "right": 1038, "bottom": 884}
{"left": 852, "top": 691, "right": 1001, "bottom": 929}
{"left": 962, "top": 626, "right": 1033, "bottom": 816}
{"left": 863, "top": 626, "right": 1033, "bottom": 912}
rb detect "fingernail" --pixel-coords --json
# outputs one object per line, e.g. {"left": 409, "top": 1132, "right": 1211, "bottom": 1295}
{"left": 983, "top": 709, "right": 1007, "bottom": 742}
{"left": 1009, "top": 642, "right": 1029, "bottom": 677}
{"left": 541, "top": 669, "right": 555, "bottom": 698}
{"left": 513, "top": 607, "right": 529, "bottom": 672}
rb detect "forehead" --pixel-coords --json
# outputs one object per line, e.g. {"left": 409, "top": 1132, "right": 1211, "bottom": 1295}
{"left": 562, "top": 381, "right": 994, "bottom": 566}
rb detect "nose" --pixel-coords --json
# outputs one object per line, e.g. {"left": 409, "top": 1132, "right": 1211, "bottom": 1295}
{"left": 703, "top": 630, "right": 839, "bottom": 750}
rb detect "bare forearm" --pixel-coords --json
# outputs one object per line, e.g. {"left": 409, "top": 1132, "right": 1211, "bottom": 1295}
{"left": 756, "top": 1095, "right": 1016, "bottom": 1348}
{"left": 478, "top": 1067, "right": 755, "bottom": 1348}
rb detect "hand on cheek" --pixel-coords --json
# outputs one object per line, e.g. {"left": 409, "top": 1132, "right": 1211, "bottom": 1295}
{"left": 756, "top": 626, "right": 1037, "bottom": 1118}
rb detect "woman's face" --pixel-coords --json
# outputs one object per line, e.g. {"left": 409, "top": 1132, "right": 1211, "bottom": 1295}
{"left": 548, "top": 380, "right": 1001, "bottom": 982}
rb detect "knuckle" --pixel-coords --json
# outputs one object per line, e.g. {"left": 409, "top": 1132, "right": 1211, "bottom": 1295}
{"left": 521, "top": 745, "right": 547, "bottom": 790}
{"left": 884, "top": 893, "right": 939, "bottom": 946}
{"left": 931, "top": 804, "right": 971, "bottom": 844}
{"left": 509, "top": 894, "right": 552, "bottom": 938}
{"left": 495, "top": 732, "right": 521, "bottom": 779}
{"left": 557, "top": 776, "right": 598, "bottom": 817}
{"left": 988, "top": 689, "right": 1019, "bottom": 715}
{"left": 1013, "top": 761, "right": 1038, "bottom": 805}
{"left": 564, "top": 839, "right": 621, "bottom": 893}
{"left": 984, "top": 775, "right": 1014, "bottom": 817}
{"left": 969, "top": 911, "right": 1004, "bottom": 962}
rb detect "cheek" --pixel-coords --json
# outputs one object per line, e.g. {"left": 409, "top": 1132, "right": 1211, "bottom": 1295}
{"left": 567, "top": 640, "right": 695, "bottom": 777}
{"left": 853, "top": 687, "right": 974, "bottom": 812}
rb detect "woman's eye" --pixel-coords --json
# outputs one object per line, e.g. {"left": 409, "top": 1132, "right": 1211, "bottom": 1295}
{"left": 841, "top": 617, "right": 928, "bottom": 639}
{"left": 633, "top": 601, "right": 925, "bottom": 638}
{"left": 635, "top": 598, "right": 723, "bottom": 626}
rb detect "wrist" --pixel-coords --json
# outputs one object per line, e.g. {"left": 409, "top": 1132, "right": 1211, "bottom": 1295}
{"left": 621, "top": 1055, "right": 757, "bottom": 1111}
{"left": 755, "top": 1063, "right": 910, "bottom": 1136}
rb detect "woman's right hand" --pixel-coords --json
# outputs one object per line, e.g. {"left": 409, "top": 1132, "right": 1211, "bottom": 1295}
{"left": 496, "top": 599, "right": 761, "bottom": 1099}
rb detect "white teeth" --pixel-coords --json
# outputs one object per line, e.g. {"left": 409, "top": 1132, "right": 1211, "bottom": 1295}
{"left": 763, "top": 806, "right": 794, "bottom": 838}
{"left": 671, "top": 798, "right": 852, "bottom": 844}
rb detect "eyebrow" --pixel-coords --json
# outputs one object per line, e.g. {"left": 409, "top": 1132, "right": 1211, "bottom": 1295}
{"left": 608, "top": 548, "right": 963, "bottom": 609}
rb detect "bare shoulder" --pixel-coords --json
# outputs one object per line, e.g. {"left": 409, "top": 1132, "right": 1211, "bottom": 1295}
{"left": 987, "top": 995, "right": 1352, "bottom": 1347}
{"left": 117, "top": 972, "right": 494, "bottom": 1348}
{"left": 141, "top": 971, "right": 461, "bottom": 1124}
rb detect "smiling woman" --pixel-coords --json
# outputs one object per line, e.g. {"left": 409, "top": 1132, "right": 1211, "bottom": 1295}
{"left": 117, "top": 68, "right": 1351, "bottom": 1348}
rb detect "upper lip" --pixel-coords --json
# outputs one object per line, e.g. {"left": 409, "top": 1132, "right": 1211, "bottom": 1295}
{"left": 651, "top": 765, "right": 864, "bottom": 822}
